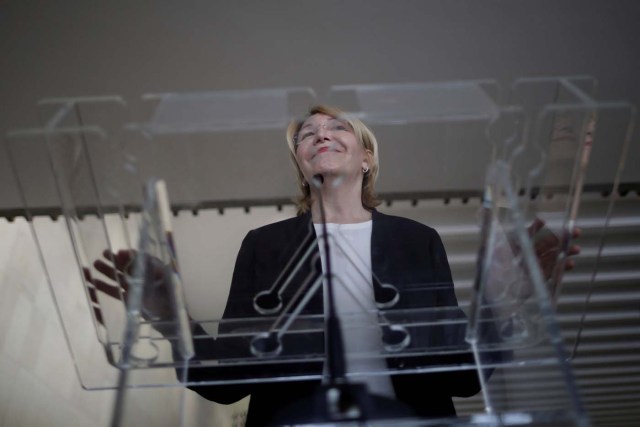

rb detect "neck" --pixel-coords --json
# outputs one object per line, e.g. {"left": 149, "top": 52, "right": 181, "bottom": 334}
{"left": 310, "top": 175, "right": 371, "bottom": 224}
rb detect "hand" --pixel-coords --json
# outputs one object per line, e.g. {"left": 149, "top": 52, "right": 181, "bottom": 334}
{"left": 528, "top": 218, "right": 581, "bottom": 281}
{"left": 487, "top": 218, "right": 582, "bottom": 326}
{"left": 84, "top": 249, "right": 174, "bottom": 324}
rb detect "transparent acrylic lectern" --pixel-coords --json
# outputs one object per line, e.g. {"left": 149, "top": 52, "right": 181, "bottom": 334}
{"left": 4, "top": 77, "right": 635, "bottom": 426}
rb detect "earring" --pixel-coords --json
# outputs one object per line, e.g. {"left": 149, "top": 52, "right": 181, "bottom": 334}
{"left": 362, "top": 166, "right": 369, "bottom": 174}
{"left": 302, "top": 181, "right": 308, "bottom": 187}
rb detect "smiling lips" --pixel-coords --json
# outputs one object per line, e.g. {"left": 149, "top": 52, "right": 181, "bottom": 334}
{"left": 317, "top": 144, "right": 340, "bottom": 154}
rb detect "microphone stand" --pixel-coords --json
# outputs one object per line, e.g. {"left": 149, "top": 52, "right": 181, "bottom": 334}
{"left": 272, "top": 175, "right": 415, "bottom": 426}
{"left": 317, "top": 175, "right": 348, "bottom": 387}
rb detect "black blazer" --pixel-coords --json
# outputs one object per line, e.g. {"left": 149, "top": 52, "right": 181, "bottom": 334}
{"left": 184, "top": 210, "right": 485, "bottom": 426}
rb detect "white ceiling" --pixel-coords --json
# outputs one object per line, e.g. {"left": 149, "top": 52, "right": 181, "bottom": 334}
{"left": 1, "top": 0, "right": 639, "bottom": 215}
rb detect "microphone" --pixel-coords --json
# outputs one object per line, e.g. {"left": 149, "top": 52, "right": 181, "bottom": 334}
{"left": 312, "top": 172, "right": 347, "bottom": 383}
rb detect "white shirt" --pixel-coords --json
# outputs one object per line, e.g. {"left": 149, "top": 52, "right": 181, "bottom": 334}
{"left": 314, "top": 221, "right": 396, "bottom": 399}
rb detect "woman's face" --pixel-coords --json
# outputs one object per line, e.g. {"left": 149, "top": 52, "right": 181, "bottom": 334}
{"left": 294, "top": 113, "right": 370, "bottom": 184}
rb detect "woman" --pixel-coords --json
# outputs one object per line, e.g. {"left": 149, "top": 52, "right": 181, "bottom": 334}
{"left": 92, "top": 104, "right": 579, "bottom": 426}
{"left": 183, "top": 105, "right": 491, "bottom": 425}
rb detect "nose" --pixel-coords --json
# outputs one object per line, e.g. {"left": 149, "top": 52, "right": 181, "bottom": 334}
{"left": 314, "top": 124, "right": 330, "bottom": 143}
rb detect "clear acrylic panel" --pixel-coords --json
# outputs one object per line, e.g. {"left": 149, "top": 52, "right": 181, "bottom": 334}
{"left": 467, "top": 161, "right": 587, "bottom": 424}
{"left": 496, "top": 77, "right": 636, "bottom": 356}
{"left": 134, "top": 87, "right": 317, "bottom": 134}
{"left": 119, "top": 86, "right": 318, "bottom": 214}
{"left": 5, "top": 124, "right": 140, "bottom": 390}
{"left": 326, "top": 80, "right": 501, "bottom": 124}
{"left": 5, "top": 77, "right": 634, "bottom": 426}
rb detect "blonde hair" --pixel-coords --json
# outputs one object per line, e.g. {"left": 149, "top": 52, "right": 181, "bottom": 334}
{"left": 286, "top": 105, "right": 381, "bottom": 215}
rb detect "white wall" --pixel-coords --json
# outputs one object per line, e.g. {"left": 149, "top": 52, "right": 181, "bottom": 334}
{"left": 0, "top": 215, "right": 253, "bottom": 427}
{"left": 0, "top": 217, "right": 115, "bottom": 427}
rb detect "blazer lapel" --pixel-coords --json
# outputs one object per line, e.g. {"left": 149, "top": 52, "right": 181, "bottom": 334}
{"left": 371, "top": 209, "right": 391, "bottom": 285}
{"left": 293, "top": 212, "right": 324, "bottom": 315}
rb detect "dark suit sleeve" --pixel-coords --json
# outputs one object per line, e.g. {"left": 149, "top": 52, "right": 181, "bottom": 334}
{"left": 381, "top": 225, "right": 482, "bottom": 418}
{"left": 416, "top": 229, "right": 506, "bottom": 398}
{"left": 180, "top": 230, "right": 259, "bottom": 404}
{"left": 425, "top": 229, "right": 485, "bottom": 397}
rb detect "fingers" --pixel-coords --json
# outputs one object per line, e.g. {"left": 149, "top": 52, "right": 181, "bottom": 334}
{"left": 102, "top": 249, "right": 136, "bottom": 275}
{"left": 528, "top": 217, "right": 546, "bottom": 236}
{"left": 93, "top": 306, "right": 104, "bottom": 325}
{"left": 81, "top": 249, "right": 150, "bottom": 326}
{"left": 561, "top": 244, "right": 580, "bottom": 273}
{"left": 563, "top": 227, "right": 581, "bottom": 271}
{"left": 93, "top": 258, "right": 129, "bottom": 292}
{"left": 567, "top": 244, "right": 581, "bottom": 257}
{"left": 86, "top": 249, "right": 170, "bottom": 321}
{"left": 102, "top": 249, "right": 165, "bottom": 281}
{"left": 89, "top": 250, "right": 135, "bottom": 302}
{"left": 92, "top": 275, "right": 127, "bottom": 300}
{"left": 83, "top": 268, "right": 106, "bottom": 303}
{"left": 85, "top": 263, "right": 126, "bottom": 300}
{"left": 520, "top": 222, "right": 582, "bottom": 288}
{"left": 82, "top": 267, "right": 106, "bottom": 325}
{"left": 572, "top": 227, "right": 582, "bottom": 239}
